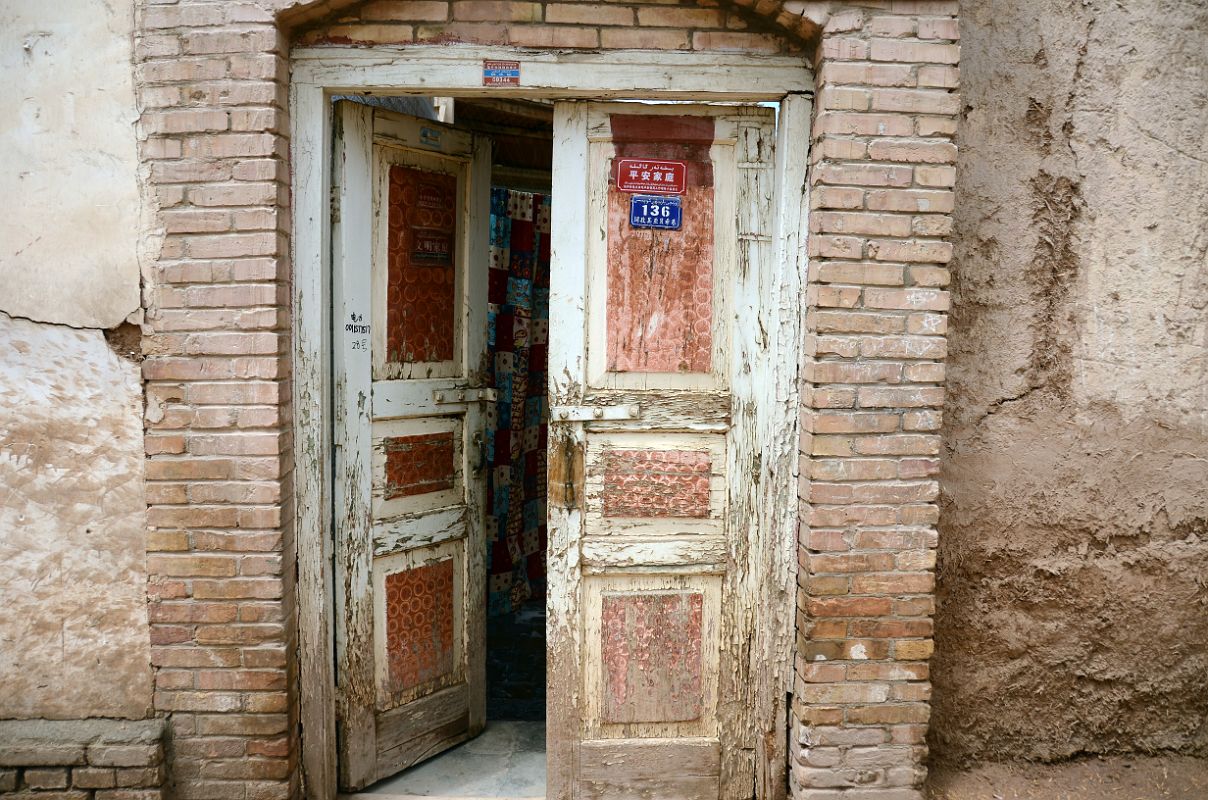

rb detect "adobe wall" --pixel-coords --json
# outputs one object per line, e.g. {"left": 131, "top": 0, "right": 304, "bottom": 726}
{"left": 931, "top": 0, "right": 1208, "bottom": 764}
{"left": 0, "top": 0, "right": 152, "bottom": 719}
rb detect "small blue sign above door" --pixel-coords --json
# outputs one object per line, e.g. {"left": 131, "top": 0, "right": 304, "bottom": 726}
{"left": 629, "top": 195, "right": 682, "bottom": 230}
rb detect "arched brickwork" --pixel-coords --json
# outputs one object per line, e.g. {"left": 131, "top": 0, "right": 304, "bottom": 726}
{"left": 277, "top": 0, "right": 823, "bottom": 42}
{"left": 135, "top": 2, "right": 958, "bottom": 798}
{"left": 284, "top": 0, "right": 806, "bottom": 52}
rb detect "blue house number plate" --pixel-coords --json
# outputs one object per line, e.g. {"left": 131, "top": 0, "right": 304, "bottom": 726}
{"left": 629, "top": 195, "right": 682, "bottom": 230}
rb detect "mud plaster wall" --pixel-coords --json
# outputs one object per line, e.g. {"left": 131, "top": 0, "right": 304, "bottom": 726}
{"left": 932, "top": 0, "right": 1208, "bottom": 764}
{"left": 0, "top": 0, "right": 151, "bottom": 719}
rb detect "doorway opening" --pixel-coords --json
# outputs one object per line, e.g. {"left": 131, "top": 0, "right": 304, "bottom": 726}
{"left": 353, "top": 94, "right": 554, "bottom": 799}
{"left": 299, "top": 49, "right": 810, "bottom": 800}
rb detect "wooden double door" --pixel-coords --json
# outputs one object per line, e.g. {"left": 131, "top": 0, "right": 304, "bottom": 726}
{"left": 332, "top": 99, "right": 797, "bottom": 799}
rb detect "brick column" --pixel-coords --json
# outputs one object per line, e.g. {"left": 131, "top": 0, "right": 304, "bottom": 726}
{"left": 137, "top": 3, "right": 298, "bottom": 798}
{"left": 793, "top": 4, "right": 959, "bottom": 798}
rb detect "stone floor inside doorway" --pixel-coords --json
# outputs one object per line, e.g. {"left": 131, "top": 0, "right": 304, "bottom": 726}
{"left": 363, "top": 720, "right": 544, "bottom": 799}
{"left": 362, "top": 600, "right": 547, "bottom": 799}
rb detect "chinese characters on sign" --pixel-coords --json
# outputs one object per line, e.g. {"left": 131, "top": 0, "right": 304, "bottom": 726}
{"left": 412, "top": 229, "right": 453, "bottom": 264}
{"left": 482, "top": 60, "right": 521, "bottom": 86}
{"left": 616, "top": 159, "right": 687, "bottom": 195}
{"left": 629, "top": 195, "right": 682, "bottom": 230}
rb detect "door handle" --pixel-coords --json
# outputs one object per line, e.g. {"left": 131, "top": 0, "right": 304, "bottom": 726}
{"left": 549, "top": 404, "right": 641, "bottom": 422}
{"left": 471, "top": 432, "right": 486, "bottom": 474}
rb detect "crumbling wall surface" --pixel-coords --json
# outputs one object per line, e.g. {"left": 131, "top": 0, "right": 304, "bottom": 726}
{"left": 0, "top": 0, "right": 151, "bottom": 719}
{"left": 932, "top": 0, "right": 1208, "bottom": 764}
{"left": 0, "top": 314, "right": 152, "bottom": 719}
{"left": 0, "top": 0, "right": 145, "bottom": 328}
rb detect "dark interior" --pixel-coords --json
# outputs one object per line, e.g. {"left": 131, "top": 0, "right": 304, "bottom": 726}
{"left": 458, "top": 98, "right": 554, "bottom": 723}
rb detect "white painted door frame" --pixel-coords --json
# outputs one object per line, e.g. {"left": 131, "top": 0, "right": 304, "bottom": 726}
{"left": 291, "top": 44, "right": 812, "bottom": 800}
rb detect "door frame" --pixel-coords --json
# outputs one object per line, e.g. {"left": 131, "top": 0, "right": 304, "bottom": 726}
{"left": 291, "top": 44, "right": 813, "bottom": 800}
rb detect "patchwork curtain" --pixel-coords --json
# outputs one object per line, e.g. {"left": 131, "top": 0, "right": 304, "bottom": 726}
{"left": 486, "top": 188, "right": 551, "bottom": 616}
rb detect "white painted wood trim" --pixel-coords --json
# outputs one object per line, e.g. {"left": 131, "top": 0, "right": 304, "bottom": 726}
{"left": 332, "top": 100, "right": 379, "bottom": 790}
{"left": 463, "top": 128, "right": 494, "bottom": 737}
{"left": 546, "top": 101, "right": 590, "bottom": 800}
{"left": 292, "top": 79, "right": 339, "bottom": 800}
{"left": 756, "top": 91, "right": 812, "bottom": 800}
{"left": 292, "top": 45, "right": 811, "bottom": 100}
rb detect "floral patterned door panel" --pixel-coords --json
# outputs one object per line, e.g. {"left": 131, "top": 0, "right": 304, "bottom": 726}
{"left": 332, "top": 102, "right": 491, "bottom": 790}
{"left": 546, "top": 103, "right": 781, "bottom": 800}
{"left": 485, "top": 187, "right": 551, "bottom": 616}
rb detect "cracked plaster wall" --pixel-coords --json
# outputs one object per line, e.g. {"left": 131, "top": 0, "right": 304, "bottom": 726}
{"left": 0, "top": 0, "right": 151, "bottom": 719}
{"left": 1, "top": 0, "right": 145, "bottom": 329}
{"left": 932, "top": 0, "right": 1208, "bottom": 764}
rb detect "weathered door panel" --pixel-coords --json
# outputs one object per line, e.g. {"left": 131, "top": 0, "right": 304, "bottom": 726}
{"left": 332, "top": 100, "right": 491, "bottom": 791}
{"left": 548, "top": 102, "right": 789, "bottom": 800}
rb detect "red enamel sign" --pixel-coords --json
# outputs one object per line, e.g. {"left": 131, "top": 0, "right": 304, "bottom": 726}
{"left": 615, "top": 159, "right": 687, "bottom": 195}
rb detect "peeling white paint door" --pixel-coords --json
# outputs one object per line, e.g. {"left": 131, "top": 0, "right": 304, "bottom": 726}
{"left": 547, "top": 102, "right": 793, "bottom": 800}
{"left": 331, "top": 101, "right": 492, "bottom": 791}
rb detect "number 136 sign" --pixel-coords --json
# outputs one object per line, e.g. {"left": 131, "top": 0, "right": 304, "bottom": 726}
{"left": 629, "top": 195, "right": 682, "bottom": 230}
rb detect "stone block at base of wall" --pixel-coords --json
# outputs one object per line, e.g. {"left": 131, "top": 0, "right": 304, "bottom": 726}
{"left": 0, "top": 720, "right": 165, "bottom": 800}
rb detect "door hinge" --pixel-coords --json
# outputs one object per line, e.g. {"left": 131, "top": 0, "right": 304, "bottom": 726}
{"left": 549, "top": 404, "right": 641, "bottom": 422}
{"left": 433, "top": 387, "right": 497, "bottom": 404}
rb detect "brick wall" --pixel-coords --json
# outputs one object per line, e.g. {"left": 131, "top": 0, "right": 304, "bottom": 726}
{"left": 0, "top": 720, "right": 166, "bottom": 800}
{"left": 793, "top": 4, "right": 959, "bottom": 799}
{"left": 290, "top": 0, "right": 804, "bottom": 52}
{"left": 133, "top": 1, "right": 958, "bottom": 798}
{"left": 137, "top": 3, "right": 297, "bottom": 798}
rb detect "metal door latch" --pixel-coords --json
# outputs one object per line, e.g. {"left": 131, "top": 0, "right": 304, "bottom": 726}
{"left": 433, "top": 388, "right": 498, "bottom": 404}
{"left": 549, "top": 404, "right": 641, "bottom": 422}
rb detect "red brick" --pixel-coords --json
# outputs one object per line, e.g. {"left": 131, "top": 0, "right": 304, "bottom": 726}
{"left": 508, "top": 26, "right": 599, "bottom": 47}
{"left": 811, "top": 310, "right": 905, "bottom": 334}
{"left": 867, "top": 188, "right": 954, "bottom": 213}
{"left": 815, "top": 211, "right": 913, "bottom": 238}
{"left": 820, "top": 37, "right": 869, "bottom": 61}
{"left": 637, "top": 6, "right": 722, "bottom": 27}
{"left": 869, "top": 87, "right": 960, "bottom": 116}
{"left": 817, "top": 86, "right": 871, "bottom": 111}
{"left": 817, "top": 163, "right": 913, "bottom": 188}
{"left": 868, "top": 139, "right": 958, "bottom": 164}
{"left": 810, "top": 458, "right": 898, "bottom": 481}
{"left": 918, "top": 17, "right": 960, "bottom": 40}
{"left": 869, "top": 38, "right": 959, "bottom": 65}
{"left": 815, "top": 111, "right": 915, "bottom": 137}
{"left": 690, "top": 31, "right": 782, "bottom": 52}
{"left": 362, "top": 0, "right": 449, "bottom": 20}
{"left": 815, "top": 186, "right": 866, "bottom": 209}
{"left": 915, "top": 164, "right": 957, "bottom": 187}
{"left": 801, "top": 682, "right": 890, "bottom": 704}
{"left": 857, "top": 336, "right": 947, "bottom": 360}
{"left": 807, "top": 597, "right": 893, "bottom": 617}
{"left": 851, "top": 572, "right": 936, "bottom": 594}
{"left": 848, "top": 619, "right": 933, "bottom": 638}
{"left": 822, "top": 61, "right": 915, "bottom": 87}
{"left": 866, "top": 16, "right": 912, "bottom": 37}
{"left": 863, "top": 287, "right": 951, "bottom": 309}
{"left": 599, "top": 27, "right": 690, "bottom": 49}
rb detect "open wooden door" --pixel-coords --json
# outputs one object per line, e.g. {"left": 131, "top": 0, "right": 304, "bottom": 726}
{"left": 332, "top": 100, "right": 492, "bottom": 791}
{"left": 547, "top": 102, "right": 800, "bottom": 800}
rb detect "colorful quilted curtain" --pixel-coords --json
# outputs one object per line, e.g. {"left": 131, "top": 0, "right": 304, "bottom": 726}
{"left": 486, "top": 188, "right": 551, "bottom": 616}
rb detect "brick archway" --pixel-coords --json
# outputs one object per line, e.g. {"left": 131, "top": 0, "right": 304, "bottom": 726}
{"left": 276, "top": 0, "right": 824, "bottom": 42}
{"left": 136, "top": 2, "right": 958, "bottom": 798}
